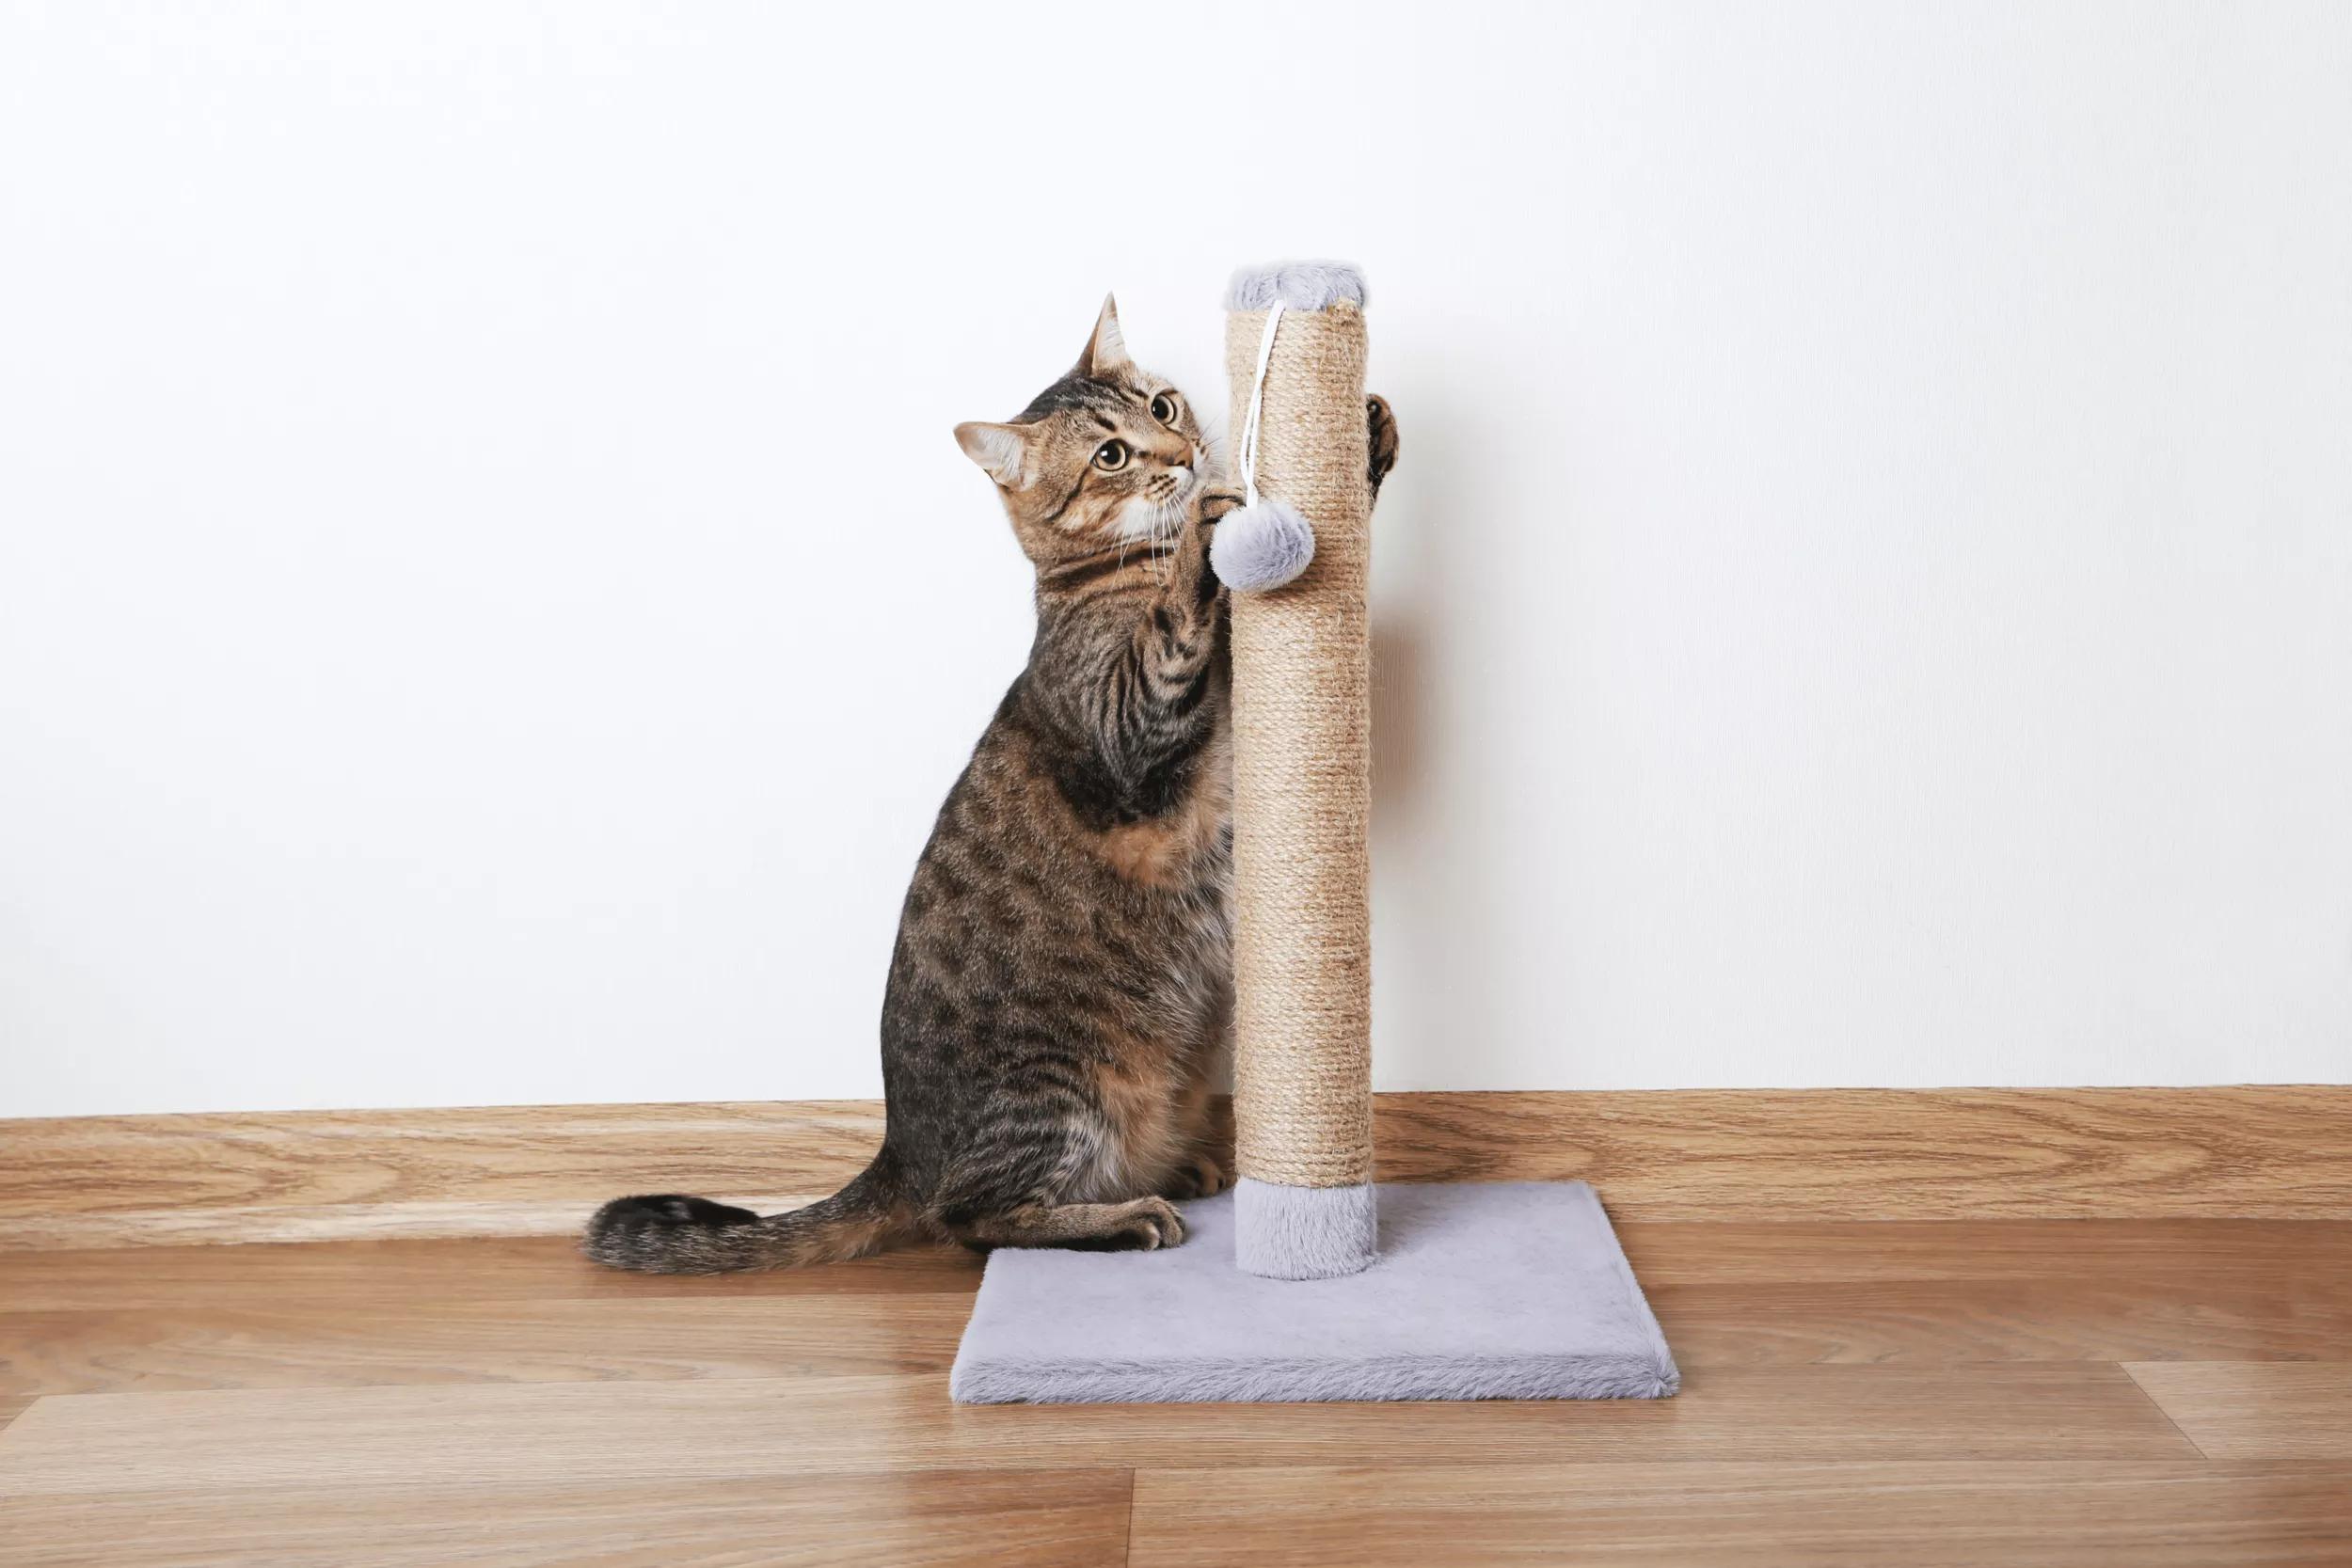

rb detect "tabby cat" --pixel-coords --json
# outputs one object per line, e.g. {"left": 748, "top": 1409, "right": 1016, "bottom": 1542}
{"left": 585, "top": 297, "right": 1394, "bottom": 1272}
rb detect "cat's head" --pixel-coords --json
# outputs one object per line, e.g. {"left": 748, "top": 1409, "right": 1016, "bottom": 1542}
{"left": 955, "top": 296, "right": 1207, "bottom": 567}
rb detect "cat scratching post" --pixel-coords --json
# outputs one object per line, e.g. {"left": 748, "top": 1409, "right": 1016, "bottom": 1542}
{"left": 948, "top": 263, "right": 1678, "bottom": 1403}
{"left": 1222, "top": 265, "right": 1378, "bottom": 1279}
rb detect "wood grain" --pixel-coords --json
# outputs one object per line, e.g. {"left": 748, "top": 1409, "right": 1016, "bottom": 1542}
{"left": 5, "top": 1277, "right": 2333, "bottom": 1398}
{"left": 0, "top": 1294, "right": 972, "bottom": 1395}
{"left": 0, "top": 1469, "right": 1136, "bottom": 1568}
{"left": 0, "top": 1235, "right": 982, "bottom": 1313}
{"left": 0, "top": 1365, "right": 2194, "bottom": 1496}
{"left": 0, "top": 1100, "right": 881, "bottom": 1249}
{"left": 2124, "top": 1364, "right": 2352, "bottom": 1460}
{"left": 9, "top": 1221, "right": 2332, "bottom": 1312}
{"left": 1652, "top": 1275, "right": 2352, "bottom": 1366}
{"left": 7, "top": 1086, "right": 2346, "bottom": 1248}
{"left": 1, "top": 1222, "right": 2343, "bottom": 1561}
{"left": 1129, "top": 1462, "right": 2352, "bottom": 1568}
{"left": 1618, "top": 1218, "right": 2352, "bottom": 1284}
{"left": 1, "top": 1220, "right": 2335, "bottom": 1402}
{"left": 1375, "top": 1087, "right": 2352, "bottom": 1221}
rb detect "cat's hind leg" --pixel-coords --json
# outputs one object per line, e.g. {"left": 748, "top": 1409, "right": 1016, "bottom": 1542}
{"left": 1159, "top": 1153, "right": 1226, "bottom": 1201}
{"left": 1157, "top": 1075, "right": 1232, "bottom": 1200}
{"left": 943, "top": 1195, "right": 1186, "bottom": 1253}
{"left": 930, "top": 1121, "right": 1190, "bottom": 1253}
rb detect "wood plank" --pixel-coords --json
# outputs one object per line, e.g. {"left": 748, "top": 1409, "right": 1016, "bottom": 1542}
{"left": 11, "top": 1087, "right": 2346, "bottom": 1249}
{"left": 4, "top": 1220, "right": 2338, "bottom": 1562}
{"left": 1376, "top": 1087, "right": 2352, "bottom": 1222}
{"left": 8, "top": 1229, "right": 2330, "bottom": 1394}
{"left": 1618, "top": 1218, "right": 2352, "bottom": 1284}
{"left": 2124, "top": 1363, "right": 2352, "bottom": 1460}
{"left": 1129, "top": 1461, "right": 2352, "bottom": 1568}
{"left": 1653, "top": 1275, "right": 2352, "bottom": 1365}
{"left": 0, "top": 1366, "right": 2193, "bottom": 1494}
{"left": 12, "top": 1220, "right": 2336, "bottom": 1316}
{"left": 0, "top": 1235, "right": 982, "bottom": 1312}
{"left": 0, "top": 1099, "right": 882, "bottom": 1249}
{"left": 0, "top": 1468, "right": 1135, "bottom": 1568}
{"left": 0, "top": 1195, "right": 834, "bottom": 1248}
{"left": 9, "top": 1223, "right": 2336, "bottom": 1397}
{"left": 0, "top": 1293, "right": 972, "bottom": 1395}
{"left": 8, "top": 1086, "right": 2346, "bottom": 1251}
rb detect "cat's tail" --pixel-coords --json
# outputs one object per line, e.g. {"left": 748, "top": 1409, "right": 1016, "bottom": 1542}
{"left": 581, "top": 1162, "right": 907, "bottom": 1275}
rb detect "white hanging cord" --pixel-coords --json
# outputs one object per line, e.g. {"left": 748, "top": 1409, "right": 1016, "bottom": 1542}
{"left": 1237, "top": 301, "right": 1285, "bottom": 509}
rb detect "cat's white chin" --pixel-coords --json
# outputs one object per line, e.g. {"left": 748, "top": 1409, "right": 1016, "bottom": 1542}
{"left": 1111, "top": 477, "right": 1196, "bottom": 545}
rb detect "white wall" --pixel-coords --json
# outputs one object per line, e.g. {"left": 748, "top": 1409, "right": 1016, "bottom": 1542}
{"left": 4, "top": 3, "right": 2348, "bottom": 1117}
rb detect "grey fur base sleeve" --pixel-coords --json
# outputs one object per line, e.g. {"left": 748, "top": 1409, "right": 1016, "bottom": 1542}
{"left": 1232, "top": 1177, "right": 1377, "bottom": 1279}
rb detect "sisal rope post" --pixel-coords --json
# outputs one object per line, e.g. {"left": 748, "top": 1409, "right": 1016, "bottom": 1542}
{"left": 1222, "top": 262, "right": 1376, "bottom": 1280}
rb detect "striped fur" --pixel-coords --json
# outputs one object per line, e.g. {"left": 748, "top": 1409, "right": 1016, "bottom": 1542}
{"left": 585, "top": 297, "right": 1393, "bottom": 1274}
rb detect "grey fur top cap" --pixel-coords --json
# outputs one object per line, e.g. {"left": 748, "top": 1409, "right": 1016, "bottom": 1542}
{"left": 1226, "top": 261, "right": 1367, "bottom": 313}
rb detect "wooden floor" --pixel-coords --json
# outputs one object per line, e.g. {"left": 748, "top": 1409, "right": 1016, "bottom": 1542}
{"left": 2, "top": 1218, "right": 2348, "bottom": 1565}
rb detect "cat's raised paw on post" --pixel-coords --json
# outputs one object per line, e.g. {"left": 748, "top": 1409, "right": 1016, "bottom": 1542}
{"left": 1366, "top": 393, "right": 1399, "bottom": 499}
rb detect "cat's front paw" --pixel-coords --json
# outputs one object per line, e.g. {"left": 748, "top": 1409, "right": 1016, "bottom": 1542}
{"left": 1114, "top": 1196, "right": 1187, "bottom": 1249}
{"left": 1366, "top": 393, "right": 1399, "bottom": 499}
{"left": 1197, "top": 486, "right": 1248, "bottom": 526}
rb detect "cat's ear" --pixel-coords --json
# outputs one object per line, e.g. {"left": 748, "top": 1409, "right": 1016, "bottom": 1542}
{"left": 955, "top": 420, "right": 1036, "bottom": 489}
{"left": 1075, "top": 293, "right": 1130, "bottom": 377}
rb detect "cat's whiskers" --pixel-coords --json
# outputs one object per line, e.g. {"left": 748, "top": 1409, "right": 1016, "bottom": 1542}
{"left": 1148, "top": 480, "right": 1188, "bottom": 585}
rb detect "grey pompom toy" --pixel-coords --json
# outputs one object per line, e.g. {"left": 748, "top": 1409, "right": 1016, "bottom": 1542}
{"left": 1211, "top": 498, "right": 1315, "bottom": 594}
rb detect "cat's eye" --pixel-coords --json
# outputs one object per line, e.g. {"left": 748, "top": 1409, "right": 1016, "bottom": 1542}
{"left": 1150, "top": 391, "right": 1181, "bottom": 425}
{"left": 1092, "top": 439, "right": 1130, "bottom": 471}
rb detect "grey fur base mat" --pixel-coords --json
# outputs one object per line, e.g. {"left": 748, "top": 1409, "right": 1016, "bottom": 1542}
{"left": 950, "top": 1181, "right": 1677, "bottom": 1404}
